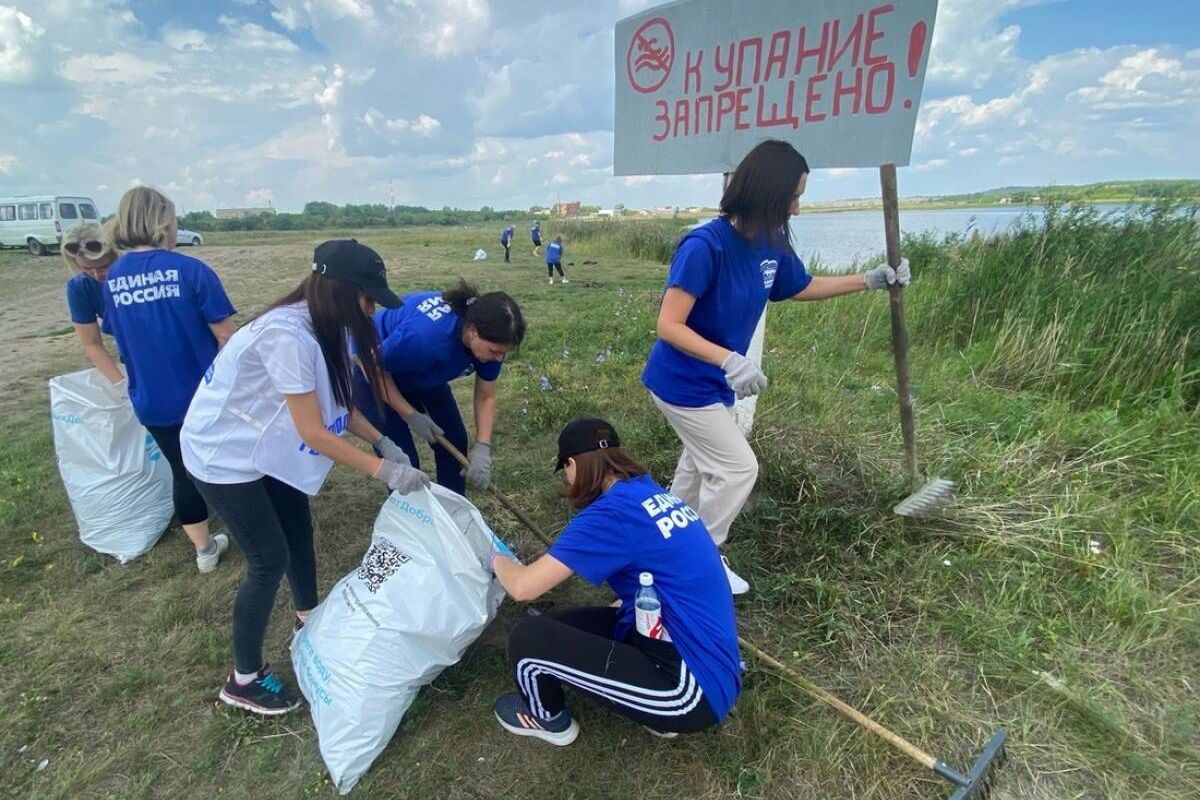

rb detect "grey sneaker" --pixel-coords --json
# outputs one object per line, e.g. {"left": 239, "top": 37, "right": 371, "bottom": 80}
{"left": 197, "top": 533, "right": 229, "bottom": 574}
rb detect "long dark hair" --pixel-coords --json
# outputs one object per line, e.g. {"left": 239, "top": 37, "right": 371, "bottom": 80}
{"left": 258, "top": 273, "right": 383, "bottom": 409}
{"left": 564, "top": 448, "right": 649, "bottom": 510}
{"left": 443, "top": 279, "right": 526, "bottom": 346}
{"left": 720, "top": 139, "right": 810, "bottom": 250}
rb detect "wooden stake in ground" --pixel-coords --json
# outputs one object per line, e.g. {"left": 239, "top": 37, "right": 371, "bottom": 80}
{"left": 880, "top": 163, "right": 955, "bottom": 517}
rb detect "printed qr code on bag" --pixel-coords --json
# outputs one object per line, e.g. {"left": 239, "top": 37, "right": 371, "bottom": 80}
{"left": 356, "top": 539, "right": 411, "bottom": 594}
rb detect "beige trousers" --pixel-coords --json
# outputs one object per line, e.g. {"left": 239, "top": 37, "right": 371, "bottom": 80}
{"left": 651, "top": 393, "right": 759, "bottom": 547}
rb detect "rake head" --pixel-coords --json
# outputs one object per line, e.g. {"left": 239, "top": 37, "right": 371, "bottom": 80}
{"left": 893, "top": 478, "right": 956, "bottom": 517}
{"left": 935, "top": 728, "right": 1008, "bottom": 800}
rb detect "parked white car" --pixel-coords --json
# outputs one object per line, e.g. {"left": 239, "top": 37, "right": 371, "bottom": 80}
{"left": 176, "top": 227, "right": 203, "bottom": 247}
{"left": 0, "top": 195, "right": 100, "bottom": 255}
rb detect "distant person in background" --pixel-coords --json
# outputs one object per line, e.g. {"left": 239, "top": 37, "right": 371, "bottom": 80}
{"left": 354, "top": 280, "right": 526, "bottom": 494}
{"left": 546, "top": 236, "right": 568, "bottom": 285}
{"left": 103, "top": 186, "right": 235, "bottom": 574}
{"left": 62, "top": 222, "right": 124, "bottom": 391}
{"left": 530, "top": 220, "right": 543, "bottom": 256}
{"left": 642, "top": 140, "right": 910, "bottom": 596}
{"left": 500, "top": 225, "right": 515, "bottom": 263}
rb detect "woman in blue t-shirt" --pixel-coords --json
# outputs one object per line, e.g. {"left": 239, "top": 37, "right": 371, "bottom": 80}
{"left": 103, "top": 186, "right": 236, "bottom": 574}
{"left": 641, "top": 140, "right": 911, "bottom": 596}
{"left": 484, "top": 418, "right": 741, "bottom": 745}
{"left": 354, "top": 280, "right": 526, "bottom": 494}
{"left": 62, "top": 223, "right": 124, "bottom": 391}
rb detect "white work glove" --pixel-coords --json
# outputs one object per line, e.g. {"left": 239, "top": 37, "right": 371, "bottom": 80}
{"left": 374, "top": 459, "right": 430, "bottom": 495}
{"left": 863, "top": 257, "right": 911, "bottom": 290}
{"left": 463, "top": 442, "right": 492, "bottom": 490}
{"left": 481, "top": 532, "right": 518, "bottom": 574}
{"left": 403, "top": 410, "right": 444, "bottom": 444}
{"left": 721, "top": 352, "right": 768, "bottom": 399}
{"left": 373, "top": 435, "right": 408, "bottom": 464}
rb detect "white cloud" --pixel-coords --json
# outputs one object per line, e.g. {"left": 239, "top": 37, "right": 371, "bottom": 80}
{"left": 362, "top": 109, "right": 442, "bottom": 137}
{"left": 163, "top": 28, "right": 211, "bottom": 53}
{"left": 218, "top": 15, "right": 299, "bottom": 53}
{"left": 0, "top": 153, "right": 18, "bottom": 175}
{"left": 0, "top": 7, "right": 45, "bottom": 83}
{"left": 929, "top": 0, "right": 1054, "bottom": 89}
{"left": 245, "top": 188, "right": 274, "bottom": 205}
{"left": 59, "top": 52, "right": 169, "bottom": 85}
{"left": 1070, "top": 49, "right": 1196, "bottom": 110}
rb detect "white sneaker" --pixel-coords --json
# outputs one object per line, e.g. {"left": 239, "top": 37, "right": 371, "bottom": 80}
{"left": 721, "top": 555, "right": 749, "bottom": 595}
{"left": 548, "top": 277, "right": 555, "bottom": 284}
{"left": 561, "top": 277, "right": 570, "bottom": 284}
{"left": 197, "top": 533, "right": 229, "bottom": 574}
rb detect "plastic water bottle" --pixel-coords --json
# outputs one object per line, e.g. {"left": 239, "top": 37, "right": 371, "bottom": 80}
{"left": 634, "top": 572, "right": 671, "bottom": 642}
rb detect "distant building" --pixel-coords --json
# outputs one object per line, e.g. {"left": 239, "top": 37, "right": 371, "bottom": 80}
{"left": 597, "top": 208, "right": 615, "bottom": 217}
{"left": 214, "top": 207, "right": 277, "bottom": 220}
{"left": 555, "top": 201, "right": 581, "bottom": 217}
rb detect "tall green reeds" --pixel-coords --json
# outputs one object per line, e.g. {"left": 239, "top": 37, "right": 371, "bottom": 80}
{"left": 905, "top": 203, "right": 1200, "bottom": 409}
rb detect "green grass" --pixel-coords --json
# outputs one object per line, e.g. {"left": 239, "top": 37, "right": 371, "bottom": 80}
{"left": 0, "top": 211, "right": 1197, "bottom": 799}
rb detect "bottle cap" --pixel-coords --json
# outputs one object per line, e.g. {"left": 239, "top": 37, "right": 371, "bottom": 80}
{"left": 639, "top": 572, "right": 653, "bottom": 587}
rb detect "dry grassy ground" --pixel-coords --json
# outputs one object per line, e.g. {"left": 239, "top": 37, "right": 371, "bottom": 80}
{"left": 1, "top": 218, "right": 1196, "bottom": 799}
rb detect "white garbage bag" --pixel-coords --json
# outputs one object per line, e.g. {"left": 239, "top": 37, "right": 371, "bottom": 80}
{"left": 473, "top": 248, "right": 487, "bottom": 261}
{"left": 293, "top": 484, "right": 506, "bottom": 794}
{"left": 48, "top": 368, "right": 173, "bottom": 563}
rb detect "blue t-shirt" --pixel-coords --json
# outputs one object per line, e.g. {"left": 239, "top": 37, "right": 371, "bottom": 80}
{"left": 501, "top": 227, "right": 514, "bottom": 245}
{"left": 545, "top": 241, "right": 563, "bottom": 264}
{"left": 548, "top": 474, "right": 742, "bottom": 721}
{"left": 66, "top": 273, "right": 111, "bottom": 332}
{"left": 374, "top": 291, "right": 503, "bottom": 391}
{"left": 641, "top": 217, "right": 811, "bottom": 408}
{"left": 102, "top": 250, "right": 236, "bottom": 426}
{"left": 530, "top": 223, "right": 542, "bottom": 244}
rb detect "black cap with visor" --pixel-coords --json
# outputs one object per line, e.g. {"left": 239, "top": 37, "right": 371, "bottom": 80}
{"left": 312, "top": 239, "right": 402, "bottom": 308}
{"left": 554, "top": 418, "right": 622, "bottom": 471}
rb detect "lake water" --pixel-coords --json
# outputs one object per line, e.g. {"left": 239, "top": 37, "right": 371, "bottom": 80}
{"left": 787, "top": 203, "right": 1131, "bottom": 268}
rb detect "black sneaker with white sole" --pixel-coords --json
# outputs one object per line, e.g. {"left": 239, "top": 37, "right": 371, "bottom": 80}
{"left": 218, "top": 664, "right": 302, "bottom": 716}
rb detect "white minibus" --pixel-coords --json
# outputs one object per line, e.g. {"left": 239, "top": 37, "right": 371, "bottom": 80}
{"left": 0, "top": 195, "right": 101, "bottom": 256}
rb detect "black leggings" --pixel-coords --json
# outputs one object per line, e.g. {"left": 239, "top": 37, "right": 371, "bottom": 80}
{"left": 191, "top": 475, "right": 316, "bottom": 674}
{"left": 547, "top": 261, "right": 564, "bottom": 277}
{"left": 145, "top": 424, "right": 209, "bottom": 526}
{"left": 507, "top": 606, "right": 717, "bottom": 733}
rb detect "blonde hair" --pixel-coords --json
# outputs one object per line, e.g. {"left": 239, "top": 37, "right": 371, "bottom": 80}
{"left": 110, "top": 186, "right": 177, "bottom": 250}
{"left": 61, "top": 222, "right": 119, "bottom": 273}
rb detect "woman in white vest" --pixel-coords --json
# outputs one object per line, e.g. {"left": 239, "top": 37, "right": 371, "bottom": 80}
{"left": 182, "top": 239, "right": 428, "bottom": 716}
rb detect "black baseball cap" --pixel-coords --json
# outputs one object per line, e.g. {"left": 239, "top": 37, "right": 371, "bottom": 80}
{"left": 312, "top": 239, "right": 401, "bottom": 308}
{"left": 555, "top": 418, "right": 621, "bottom": 471}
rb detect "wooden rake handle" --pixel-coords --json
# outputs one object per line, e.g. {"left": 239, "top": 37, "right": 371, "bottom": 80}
{"left": 737, "top": 637, "right": 938, "bottom": 771}
{"left": 437, "top": 429, "right": 939, "bottom": 773}
{"left": 432, "top": 433, "right": 553, "bottom": 549}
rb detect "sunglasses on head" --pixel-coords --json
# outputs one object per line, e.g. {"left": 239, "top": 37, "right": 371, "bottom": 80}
{"left": 64, "top": 239, "right": 104, "bottom": 256}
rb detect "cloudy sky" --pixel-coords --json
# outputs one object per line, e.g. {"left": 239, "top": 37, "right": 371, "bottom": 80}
{"left": 1, "top": 0, "right": 1197, "bottom": 213}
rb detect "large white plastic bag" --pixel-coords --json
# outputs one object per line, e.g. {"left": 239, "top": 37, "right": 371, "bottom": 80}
{"left": 48, "top": 368, "right": 173, "bottom": 563}
{"left": 293, "top": 484, "right": 506, "bottom": 794}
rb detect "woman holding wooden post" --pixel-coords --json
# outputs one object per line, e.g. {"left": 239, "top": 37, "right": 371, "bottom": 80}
{"left": 641, "top": 140, "right": 911, "bottom": 595}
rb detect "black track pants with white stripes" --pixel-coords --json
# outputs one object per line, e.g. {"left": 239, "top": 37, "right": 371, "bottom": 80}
{"left": 507, "top": 606, "right": 718, "bottom": 733}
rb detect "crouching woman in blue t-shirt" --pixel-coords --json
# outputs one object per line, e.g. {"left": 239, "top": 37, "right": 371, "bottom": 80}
{"left": 485, "top": 418, "right": 741, "bottom": 744}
